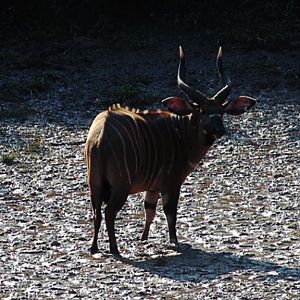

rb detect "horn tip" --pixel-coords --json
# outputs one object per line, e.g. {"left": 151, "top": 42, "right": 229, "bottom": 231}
{"left": 217, "top": 46, "right": 222, "bottom": 58}
{"left": 179, "top": 45, "right": 184, "bottom": 58}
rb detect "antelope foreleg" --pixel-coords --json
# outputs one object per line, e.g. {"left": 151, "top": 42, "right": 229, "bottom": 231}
{"left": 162, "top": 188, "right": 180, "bottom": 245}
{"left": 141, "top": 190, "right": 160, "bottom": 241}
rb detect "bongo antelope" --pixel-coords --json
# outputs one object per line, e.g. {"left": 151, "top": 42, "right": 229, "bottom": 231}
{"left": 85, "top": 46, "right": 256, "bottom": 255}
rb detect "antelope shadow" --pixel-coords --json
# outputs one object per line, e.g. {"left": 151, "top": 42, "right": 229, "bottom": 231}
{"left": 116, "top": 243, "right": 300, "bottom": 283}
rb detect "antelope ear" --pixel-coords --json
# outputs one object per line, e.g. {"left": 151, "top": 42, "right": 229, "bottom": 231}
{"left": 224, "top": 96, "right": 256, "bottom": 115}
{"left": 162, "top": 96, "right": 193, "bottom": 115}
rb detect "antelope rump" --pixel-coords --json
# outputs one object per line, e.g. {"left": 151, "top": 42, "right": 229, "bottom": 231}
{"left": 85, "top": 46, "right": 256, "bottom": 255}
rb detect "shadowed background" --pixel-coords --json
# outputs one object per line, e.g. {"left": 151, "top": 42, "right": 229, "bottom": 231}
{"left": 1, "top": 0, "right": 299, "bottom": 50}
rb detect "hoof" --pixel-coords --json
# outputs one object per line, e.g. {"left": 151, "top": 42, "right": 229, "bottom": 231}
{"left": 90, "top": 245, "right": 99, "bottom": 255}
{"left": 112, "top": 252, "right": 122, "bottom": 259}
{"left": 109, "top": 244, "right": 120, "bottom": 256}
{"left": 167, "top": 241, "right": 179, "bottom": 250}
{"left": 110, "top": 248, "right": 120, "bottom": 256}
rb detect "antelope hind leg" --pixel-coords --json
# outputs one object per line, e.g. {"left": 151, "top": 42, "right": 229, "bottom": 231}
{"left": 105, "top": 189, "right": 128, "bottom": 255}
{"left": 90, "top": 187, "right": 103, "bottom": 254}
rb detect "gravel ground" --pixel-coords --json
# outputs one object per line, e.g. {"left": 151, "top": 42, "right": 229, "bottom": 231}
{"left": 0, "top": 32, "right": 299, "bottom": 299}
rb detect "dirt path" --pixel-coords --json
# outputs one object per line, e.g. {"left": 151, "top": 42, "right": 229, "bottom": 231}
{"left": 0, "top": 31, "right": 299, "bottom": 299}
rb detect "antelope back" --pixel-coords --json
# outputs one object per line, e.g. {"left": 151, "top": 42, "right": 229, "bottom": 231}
{"left": 85, "top": 103, "right": 213, "bottom": 194}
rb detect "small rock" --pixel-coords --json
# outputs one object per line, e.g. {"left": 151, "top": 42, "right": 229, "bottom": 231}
{"left": 12, "top": 188, "right": 23, "bottom": 196}
{"left": 51, "top": 241, "right": 61, "bottom": 247}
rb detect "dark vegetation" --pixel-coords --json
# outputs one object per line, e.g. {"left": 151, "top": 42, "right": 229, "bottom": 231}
{"left": 1, "top": 1, "right": 299, "bottom": 54}
{"left": 0, "top": 1, "right": 299, "bottom": 119}
{"left": 1, "top": 0, "right": 299, "bottom": 38}
{"left": 0, "top": 1, "right": 299, "bottom": 53}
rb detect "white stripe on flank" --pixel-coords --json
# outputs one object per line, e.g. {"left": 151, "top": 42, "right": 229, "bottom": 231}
{"left": 121, "top": 110, "right": 146, "bottom": 170}
{"left": 141, "top": 122, "right": 152, "bottom": 187}
{"left": 122, "top": 110, "right": 145, "bottom": 181}
{"left": 109, "top": 122, "right": 132, "bottom": 185}
{"left": 106, "top": 135, "right": 123, "bottom": 178}
{"left": 148, "top": 120, "right": 164, "bottom": 185}
{"left": 114, "top": 114, "right": 140, "bottom": 177}
{"left": 151, "top": 114, "right": 177, "bottom": 186}
{"left": 145, "top": 122, "right": 158, "bottom": 186}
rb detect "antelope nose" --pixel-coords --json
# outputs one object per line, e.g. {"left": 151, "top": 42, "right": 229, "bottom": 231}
{"left": 213, "top": 128, "right": 226, "bottom": 139}
{"left": 211, "top": 115, "right": 225, "bottom": 138}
